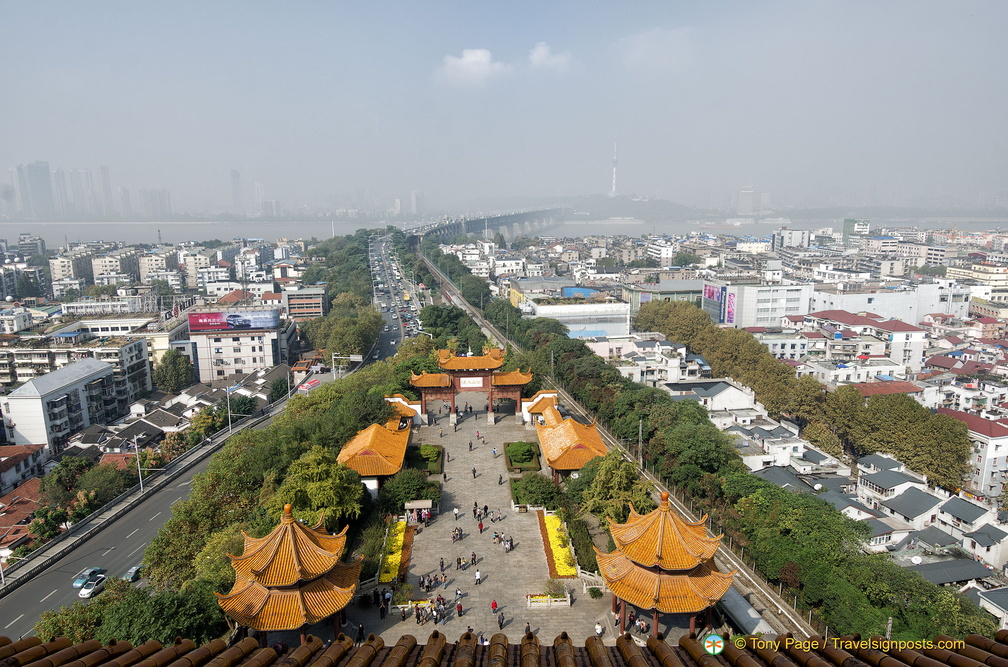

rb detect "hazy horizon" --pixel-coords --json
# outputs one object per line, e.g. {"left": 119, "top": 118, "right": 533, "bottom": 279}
{"left": 3, "top": 1, "right": 1007, "bottom": 214}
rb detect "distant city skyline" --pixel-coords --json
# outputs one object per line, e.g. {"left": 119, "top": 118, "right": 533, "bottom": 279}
{"left": 3, "top": 2, "right": 1007, "bottom": 214}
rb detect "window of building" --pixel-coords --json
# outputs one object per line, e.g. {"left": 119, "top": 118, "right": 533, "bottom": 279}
{"left": 233, "top": 347, "right": 241, "bottom": 353}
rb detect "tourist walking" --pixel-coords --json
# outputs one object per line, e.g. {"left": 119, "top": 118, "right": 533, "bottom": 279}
{"left": 498, "top": 474, "right": 503, "bottom": 486}
{"left": 492, "top": 447, "right": 497, "bottom": 458}
{"left": 440, "top": 557, "right": 445, "bottom": 572}
{"left": 525, "top": 622, "right": 531, "bottom": 635}
{"left": 454, "top": 507, "right": 459, "bottom": 521}
{"left": 498, "top": 612, "right": 505, "bottom": 630}
{"left": 355, "top": 623, "right": 365, "bottom": 646}
{"left": 472, "top": 467, "right": 477, "bottom": 479}
{"left": 491, "top": 599, "right": 498, "bottom": 613}
{"left": 478, "top": 520, "right": 483, "bottom": 534}
{"left": 457, "top": 601, "right": 464, "bottom": 617}
{"left": 474, "top": 569, "right": 481, "bottom": 585}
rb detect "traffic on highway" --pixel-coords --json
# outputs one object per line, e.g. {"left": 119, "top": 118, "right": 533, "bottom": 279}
{"left": 368, "top": 234, "right": 426, "bottom": 361}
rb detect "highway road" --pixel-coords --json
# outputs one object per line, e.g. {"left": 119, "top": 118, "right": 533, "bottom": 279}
{"left": 0, "top": 450, "right": 215, "bottom": 638}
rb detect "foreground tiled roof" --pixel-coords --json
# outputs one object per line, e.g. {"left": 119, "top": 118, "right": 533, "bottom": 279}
{"left": 523, "top": 391, "right": 558, "bottom": 414}
{"left": 410, "top": 372, "right": 452, "bottom": 388}
{"left": 595, "top": 549, "right": 734, "bottom": 614}
{"left": 436, "top": 348, "right": 504, "bottom": 370}
{"left": 230, "top": 516, "right": 350, "bottom": 587}
{"left": 336, "top": 423, "right": 409, "bottom": 477}
{"left": 608, "top": 493, "right": 721, "bottom": 571}
{"left": 10, "top": 629, "right": 1008, "bottom": 667}
{"left": 535, "top": 407, "right": 608, "bottom": 471}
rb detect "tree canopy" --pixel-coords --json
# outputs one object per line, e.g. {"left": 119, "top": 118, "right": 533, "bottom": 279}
{"left": 152, "top": 349, "right": 194, "bottom": 393}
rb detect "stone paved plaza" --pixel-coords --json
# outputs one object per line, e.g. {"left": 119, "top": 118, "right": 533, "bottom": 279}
{"left": 342, "top": 397, "right": 693, "bottom": 645}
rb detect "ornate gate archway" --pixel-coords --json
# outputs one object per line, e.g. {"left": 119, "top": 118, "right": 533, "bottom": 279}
{"left": 410, "top": 349, "right": 531, "bottom": 424}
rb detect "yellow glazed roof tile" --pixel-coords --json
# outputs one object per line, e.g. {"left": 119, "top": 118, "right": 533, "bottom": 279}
{"left": 607, "top": 492, "right": 721, "bottom": 571}
{"left": 595, "top": 549, "right": 734, "bottom": 614}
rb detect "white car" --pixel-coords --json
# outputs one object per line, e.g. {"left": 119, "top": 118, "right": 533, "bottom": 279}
{"left": 79, "top": 574, "right": 107, "bottom": 599}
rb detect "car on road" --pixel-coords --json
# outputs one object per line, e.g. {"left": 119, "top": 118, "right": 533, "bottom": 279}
{"left": 123, "top": 565, "right": 143, "bottom": 582}
{"left": 78, "top": 574, "right": 107, "bottom": 599}
{"left": 73, "top": 567, "right": 104, "bottom": 588}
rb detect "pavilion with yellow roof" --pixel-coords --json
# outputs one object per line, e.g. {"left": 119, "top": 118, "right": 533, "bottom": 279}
{"left": 217, "top": 504, "right": 362, "bottom": 644}
{"left": 595, "top": 491, "right": 735, "bottom": 636}
{"left": 410, "top": 348, "right": 532, "bottom": 424}
{"left": 534, "top": 404, "right": 608, "bottom": 482}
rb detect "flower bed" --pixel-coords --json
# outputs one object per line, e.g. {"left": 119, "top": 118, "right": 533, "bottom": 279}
{"left": 379, "top": 520, "right": 407, "bottom": 583}
{"left": 398, "top": 525, "right": 415, "bottom": 581}
{"left": 537, "top": 511, "right": 577, "bottom": 578}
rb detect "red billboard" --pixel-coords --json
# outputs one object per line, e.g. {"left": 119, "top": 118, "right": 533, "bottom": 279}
{"left": 188, "top": 310, "right": 281, "bottom": 333}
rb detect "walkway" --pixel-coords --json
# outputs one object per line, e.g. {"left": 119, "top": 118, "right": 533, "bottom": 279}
{"left": 342, "top": 405, "right": 693, "bottom": 644}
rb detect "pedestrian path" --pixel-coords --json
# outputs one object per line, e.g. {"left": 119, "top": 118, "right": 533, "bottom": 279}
{"left": 346, "top": 403, "right": 687, "bottom": 644}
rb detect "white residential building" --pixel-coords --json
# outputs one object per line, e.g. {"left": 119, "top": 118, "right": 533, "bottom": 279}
{"left": 1, "top": 359, "right": 122, "bottom": 452}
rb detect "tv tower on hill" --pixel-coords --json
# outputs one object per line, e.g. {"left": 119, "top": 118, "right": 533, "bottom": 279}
{"left": 609, "top": 141, "right": 618, "bottom": 197}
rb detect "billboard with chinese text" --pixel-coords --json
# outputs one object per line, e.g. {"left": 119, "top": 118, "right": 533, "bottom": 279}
{"left": 188, "top": 310, "right": 281, "bottom": 332}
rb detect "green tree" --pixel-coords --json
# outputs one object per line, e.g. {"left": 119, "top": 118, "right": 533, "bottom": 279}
{"left": 39, "top": 456, "right": 93, "bottom": 506}
{"left": 16, "top": 274, "right": 42, "bottom": 298}
{"left": 825, "top": 385, "right": 867, "bottom": 453}
{"left": 148, "top": 279, "right": 174, "bottom": 297}
{"left": 801, "top": 421, "right": 843, "bottom": 458}
{"left": 75, "top": 463, "right": 127, "bottom": 507}
{"left": 29, "top": 505, "right": 68, "bottom": 539}
{"left": 514, "top": 472, "right": 566, "bottom": 510}
{"left": 786, "top": 375, "right": 827, "bottom": 426}
{"left": 193, "top": 525, "right": 246, "bottom": 594}
{"left": 96, "top": 580, "right": 227, "bottom": 645}
{"left": 267, "top": 445, "right": 365, "bottom": 530}
{"left": 580, "top": 451, "right": 655, "bottom": 522}
{"left": 378, "top": 467, "right": 442, "bottom": 513}
{"left": 152, "top": 349, "right": 194, "bottom": 392}
{"left": 222, "top": 393, "right": 258, "bottom": 420}
{"left": 268, "top": 377, "right": 289, "bottom": 403}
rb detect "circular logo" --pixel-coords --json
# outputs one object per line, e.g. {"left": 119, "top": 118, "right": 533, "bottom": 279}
{"left": 704, "top": 634, "right": 725, "bottom": 655}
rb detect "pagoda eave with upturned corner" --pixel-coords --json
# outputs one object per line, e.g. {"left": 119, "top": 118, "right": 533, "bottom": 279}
{"left": 596, "top": 492, "right": 736, "bottom": 636}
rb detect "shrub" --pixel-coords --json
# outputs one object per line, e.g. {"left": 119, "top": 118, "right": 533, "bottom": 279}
{"left": 569, "top": 518, "right": 598, "bottom": 572}
{"left": 588, "top": 587, "right": 603, "bottom": 599}
{"left": 507, "top": 442, "right": 536, "bottom": 464}
{"left": 419, "top": 444, "right": 440, "bottom": 462}
{"left": 515, "top": 472, "right": 565, "bottom": 510}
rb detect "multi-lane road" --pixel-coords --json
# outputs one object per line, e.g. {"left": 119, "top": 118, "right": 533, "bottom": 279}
{"left": 0, "top": 448, "right": 215, "bottom": 638}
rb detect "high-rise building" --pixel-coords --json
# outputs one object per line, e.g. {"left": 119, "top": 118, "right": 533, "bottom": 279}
{"left": 843, "top": 218, "right": 871, "bottom": 245}
{"left": 119, "top": 187, "right": 132, "bottom": 217}
{"left": 139, "top": 189, "right": 172, "bottom": 219}
{"left": 98, "top": 165, "right": 115, "bottom": 216}
{"left": 231, "top": 169, "right": 242, "bottom": 213}
{"left": 254, "top": 181, "right": 265, "bottom": 216}
{"left": 11, "top": 162, "right": 56, "bottom": 218}
{"left": 52, "top": 167, "right": 70, "bottom": 216}
{"left": 70, "top": 169, "right": 86, "bottom": 215}
{"left": 737, "top": 186, "right": 754, "bottom": 216}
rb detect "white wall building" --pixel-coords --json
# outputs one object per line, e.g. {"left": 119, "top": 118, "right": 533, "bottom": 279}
{"left": 1, "top": 359, "right": 121, "bottom": 452}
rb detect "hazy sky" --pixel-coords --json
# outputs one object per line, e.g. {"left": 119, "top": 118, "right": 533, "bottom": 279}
{"left": 3, "top": 1, "right": 1007, "bottom": 211}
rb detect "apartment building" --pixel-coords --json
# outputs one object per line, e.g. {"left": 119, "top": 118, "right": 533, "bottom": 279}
{"left": 49, "top": 249, "right": 95, "bottom": 283}
{"left": 0, "top": 331, "right": 151, "bottom": 406}
{"left": 281, "top": 287, "right": 328, "bottom": 321}
{"left": 937, "top": 409, "right": 1008, "bottom": 501}
{"left": 183, "top": 308, "right": 298, "bottom": 383}
{"left": 91, "top": 248, "right": 140, "bottom": 283}
{"left": 1, "top": 358, "right": 121, "bottom": 452}
{"left": 139, "top": 249, "right": 179, "bottom": 283}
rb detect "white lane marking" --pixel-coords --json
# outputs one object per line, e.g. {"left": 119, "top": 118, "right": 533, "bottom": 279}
{"left": 4, "top": 614, "right": 23, "bottom": 629}
{"left": 148, "top": 511, "right": 161, "bottom": 521}
{"left": 40, "top": 589, "right": 58, "bottom": 603}
{"left": 177, "top": 481, "right": 191, "bottom": 487}
{"left": 102, "top": 547, "right": 116, "bottom": 556}
{"left": 126, "top": 529, "right": 139, "bottom": 539}
{"left": 171, "top": 497, "right": 183, "bottom": 505}
{"left": 127, "top": 543, "right": 147, "bottom": 558}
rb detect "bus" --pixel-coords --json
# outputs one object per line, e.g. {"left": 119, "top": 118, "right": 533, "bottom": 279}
{"left": 403, "top": 291, "right": 410, "bottom": 302}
